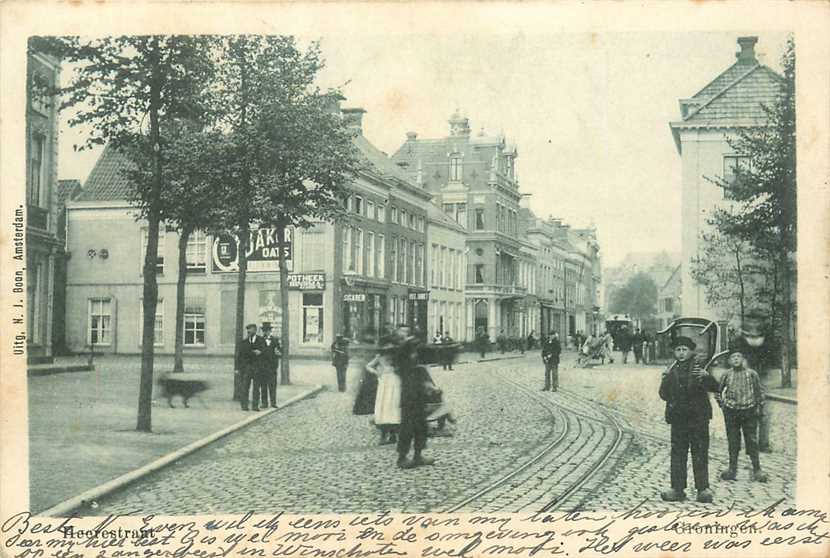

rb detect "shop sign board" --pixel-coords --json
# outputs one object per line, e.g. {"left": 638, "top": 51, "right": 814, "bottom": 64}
{"left": 287, "top": 273, "right": 325, "bottom": 290}
{"left": 212, "top": 227, "right": 293, "bottom": 273}
{"left": 343, "top": 293, "right": 366, "bottom": 302}
{"left": 408, "top": 292, "right": 430, "bottom": 301}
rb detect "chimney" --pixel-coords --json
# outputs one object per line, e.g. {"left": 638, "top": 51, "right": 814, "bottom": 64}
{"left": 448, "top": 109, "right": 471, "bottom": 138}
{"left": 406, "top": 131, "right": 418, "bottom": 141}
{"left": 324, "top": 92, "right": 345, "bottom": 115}
{"left": 342, "top": 108, "right": 366, "bottom": 134}
{"left": 736, "top": 36, "right": 758, "bottom": 64}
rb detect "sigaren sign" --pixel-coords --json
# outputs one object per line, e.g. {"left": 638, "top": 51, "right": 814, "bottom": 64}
{"left": 212, "top": 227, "right": 293, "bottom": 273}
{"left": 343, "top": 293, "right": 366, "bottom": 302}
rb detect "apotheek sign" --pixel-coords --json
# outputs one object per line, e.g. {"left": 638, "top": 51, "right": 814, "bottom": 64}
{"left": 288, "top": 273, "right": 325, "bottom": 290}
{"left": 212, "top": 227, "right": 292, "bottom": 273}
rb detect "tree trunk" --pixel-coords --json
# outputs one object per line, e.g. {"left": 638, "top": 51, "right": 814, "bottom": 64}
{"left": 173, "top": 226, "right": 192, "bottom": 373}
{"left": 734, "top": 243, "right": 746, "bottom": 323}
{"left": 276, "top": 222, "right": 291, "bottom": 385}
{"left": 233, "top": 212, "right": 250, "bottom": 400}
{"left": 780, "top": 252, "right": 793, "bottom": 388}
{"left": 137, "top": 40, "right": 163, "bottom": 433}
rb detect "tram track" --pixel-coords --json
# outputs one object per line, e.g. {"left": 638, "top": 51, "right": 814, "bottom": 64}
{"left": 442, "top": 364, "right": 626, "bottom": 513}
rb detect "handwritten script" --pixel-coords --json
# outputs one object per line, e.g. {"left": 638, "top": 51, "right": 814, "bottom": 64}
{"left": 1, "top": 499, "right": 827, "bottom": 557}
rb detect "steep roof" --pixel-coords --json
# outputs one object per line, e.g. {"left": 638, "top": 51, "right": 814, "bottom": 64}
{"left": 670, "top": 38, "right": 783, "bottom": 151}
{"left": 56, "top": 179, "right": 82, "bottom": 209}
{"left": 353, "top": 134, "right": 431, "bottom": 200}
{"left": 76, "top": 145, "right": 136, "bottom": 202}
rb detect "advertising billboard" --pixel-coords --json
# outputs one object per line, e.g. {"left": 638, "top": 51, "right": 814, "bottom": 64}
{"left": 212, "top": 227, "right": 292, "bottom": 273}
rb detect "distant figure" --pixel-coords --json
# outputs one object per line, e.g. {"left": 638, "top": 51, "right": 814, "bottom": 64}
{"left": 441, "top": 331, "right": 455, "bottom": 370}
{"left": 433, "top": 331, "right": 443, "bottom": 344}
{"left": 632, "top": 328, "right": 645, "bottom": 364}
{"left": 618, "top": 327, "right": 633, "bottom": 364}
{"left": 541, "top": 332, "right": 562, "bottom": 391}
{"left": 476, "top": 327, "right": 489, "bottom": 359}
{"left": 526, "top": 330, "right": 537, "bottom": 350}
{"left": 238, "top": 323, "right": 265, "bottom": 411}
{"left": 331, "top": 334, "right": 350, "bottom": 392}
{"left": 497, "top": 329, "right": 507, "bottom": 353}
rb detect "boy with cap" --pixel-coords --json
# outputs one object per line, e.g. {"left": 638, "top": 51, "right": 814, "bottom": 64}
{"left": 718, "top": 349, "right": 768, "bottom": 483}
{"left": 659, "top": 336, "right": 720, "bottom": 503}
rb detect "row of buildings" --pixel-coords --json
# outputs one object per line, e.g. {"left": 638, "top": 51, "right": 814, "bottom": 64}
{"left": 59, "top": 107, "right": 602, "bottom": 357}
{"left": 26, "top": 38, "right": 603, "bottom": 359}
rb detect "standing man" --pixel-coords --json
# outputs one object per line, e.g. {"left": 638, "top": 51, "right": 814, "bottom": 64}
{"left": 441, "top": 331, "right": 455, "bottom": 370}
{"left": 476, "top": 327, "right": 489, "bottom": 359}
{"left": 261, "top": 323, "right": 281, "bottom": 409}
{"left": 331, "top": 334, "right": 350, "bottom": 392}
{"left": 238, "top": 323, "right": 265, "bottom": 411}
{"left": 541, "top": 331, "right": 562, "bottom": 392}
{"left": 632, "top": 328, "right": 645, "bottom": 364}
{"left": 618, "top": 326, "right": 633, "bottom": 364}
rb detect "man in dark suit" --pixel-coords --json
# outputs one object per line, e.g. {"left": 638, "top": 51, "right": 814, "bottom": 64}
{"left": 260, "top": 323, "right": 282, "bottom": 409}
{"left": 331, "top": 334, "right": 349, "bottom": 392}
{"left": 541, "top": 332, "right": 562, "bottom": 391}
{"left": 238, "top": 323, "right": 265, "bottom": 411}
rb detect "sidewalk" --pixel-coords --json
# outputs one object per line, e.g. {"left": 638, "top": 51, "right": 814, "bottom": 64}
{"left": 763, "top": 368, "right": 797, "bottom": 403}
{"left": 28, "top": 355, "right": 329, "bottom": 513}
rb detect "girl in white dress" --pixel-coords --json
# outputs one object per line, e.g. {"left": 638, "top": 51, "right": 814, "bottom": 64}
{"left": 366, "top": 339, "right": 401, "bottom": 445}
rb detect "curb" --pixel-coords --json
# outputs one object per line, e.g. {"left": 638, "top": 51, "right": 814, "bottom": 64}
{"left": 39, "top": 384, "right": 324, "bottom": 517}
{"left": 28, "top": 364, "right": 95, "bottom": 377}
{"left": 766, "top": 393, "right": 797, "bottom": 405}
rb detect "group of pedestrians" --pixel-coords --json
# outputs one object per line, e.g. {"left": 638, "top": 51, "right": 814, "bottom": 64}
{"left": 237, "top": 322, "right": 282, "bottom": 411}
{"left": 351, "top": 326, "right": 455, "bottom": 469}
{"left": 659, "top": 336, "right": 768, "bottom": 504}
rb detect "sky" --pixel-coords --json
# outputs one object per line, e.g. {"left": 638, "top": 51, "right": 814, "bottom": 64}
{"left": 57, "top": 31, "right": 789, "bottom": 267}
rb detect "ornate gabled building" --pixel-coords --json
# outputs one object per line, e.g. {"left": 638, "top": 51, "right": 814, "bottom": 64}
{"left": 391, "top": 111, "right": 528, "bottom": 341}
{"left": 669, "top": 36, "right": 782, "bottom": 321}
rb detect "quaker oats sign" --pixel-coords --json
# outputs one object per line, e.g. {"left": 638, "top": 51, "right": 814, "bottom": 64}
{"left": 212, "top": 227, "right": 293, "bottom": 273}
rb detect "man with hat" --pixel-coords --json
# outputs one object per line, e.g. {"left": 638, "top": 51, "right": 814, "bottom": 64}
{"left": 331, "top": 333, "right": 350, "bottom": 392}
{"left": 260, "top": 322, "right": 282, "bottom": 409}
{"left": 658, "top": 336, "right": 720, "bottom": 503}
{"left": 238, "top": 323, "right": 266, "bottom": 411}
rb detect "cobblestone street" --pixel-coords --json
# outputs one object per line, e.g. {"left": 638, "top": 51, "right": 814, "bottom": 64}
{"left": 85, "top": 353, "right": 797, "bottom": 516}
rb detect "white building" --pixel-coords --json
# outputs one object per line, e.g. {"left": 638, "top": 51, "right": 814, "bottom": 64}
{"left": 669, "top": 36, "right": 782, "bottom": 320}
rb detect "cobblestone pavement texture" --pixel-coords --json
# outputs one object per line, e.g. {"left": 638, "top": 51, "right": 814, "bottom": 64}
{"left": 83, "top": 352, "right": 796, "bottom": 516}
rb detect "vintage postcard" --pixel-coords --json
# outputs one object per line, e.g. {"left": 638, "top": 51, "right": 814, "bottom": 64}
{"left": 1, "top": 1, "right": 828, "bottom": 557}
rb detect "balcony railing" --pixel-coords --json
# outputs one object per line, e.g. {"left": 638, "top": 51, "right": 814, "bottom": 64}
{"left": 465, "top": 283, "right": 528, "bottom": 297}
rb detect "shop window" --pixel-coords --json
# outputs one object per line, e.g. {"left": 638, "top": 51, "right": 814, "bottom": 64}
{"left": 186, "top": 230, "right": 207, "bottom": 272}
{"left": 139, "top": 299, "right": 164, "bottom": 347}
{"left": 302, "top": 293, "right": 324, "bottom": 344}
{"left": 475, "top": 208, "right": 485, "bottom": 230}
{"left": 184, "top": 299, "right": 206, "bottom": 346}
{"left": 88, "top": 298, "right": 112, "bottom": 346}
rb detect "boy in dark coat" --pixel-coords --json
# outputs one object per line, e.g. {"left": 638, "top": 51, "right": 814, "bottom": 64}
{"left": 395, "top": 338, "right": 436, "bottom": 469}
{"left": 659, "top": 336, "right": 720, "bottom": 503}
